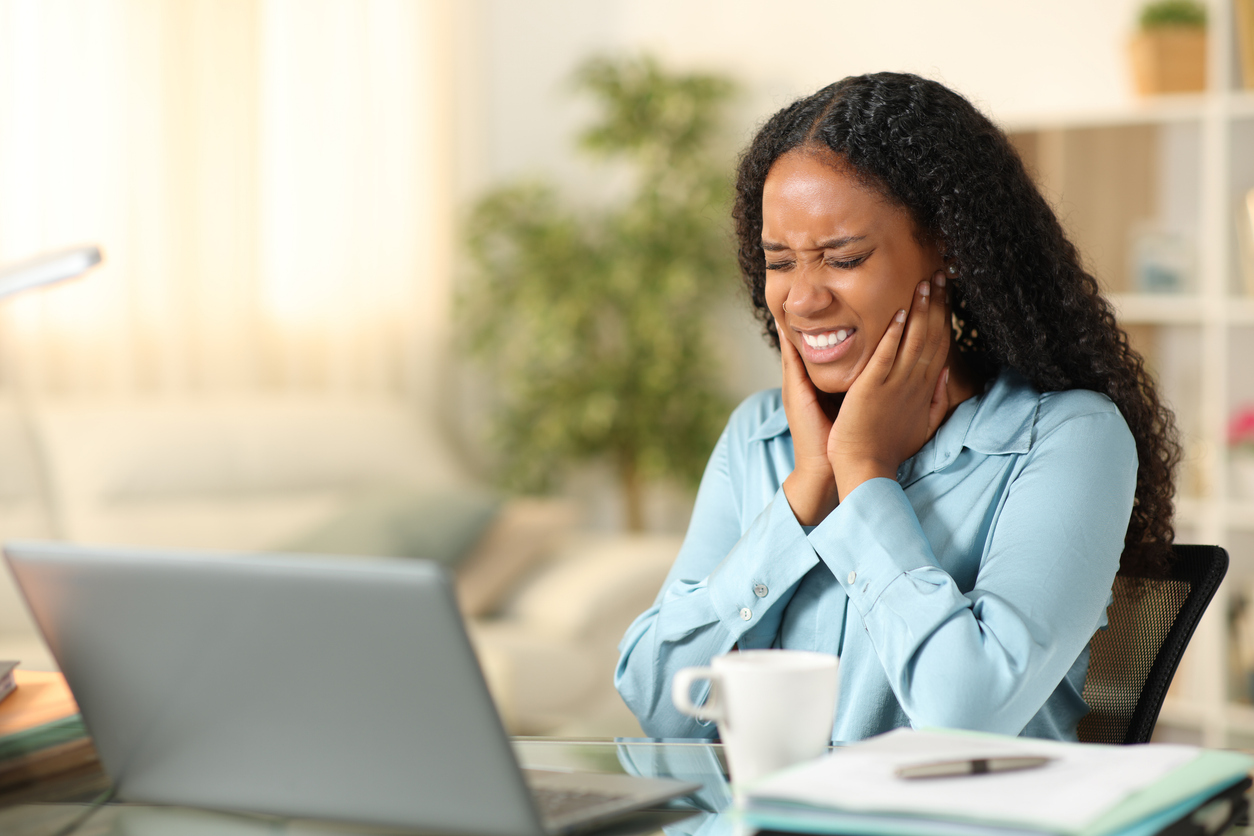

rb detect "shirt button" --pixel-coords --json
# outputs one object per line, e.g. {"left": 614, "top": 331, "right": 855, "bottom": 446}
{"left": 739, "top": 607, "right": 753, "bottom": 621}
{"left": 847, "top": 571, "right": 857, "bottom": 585}
{"left": 753, "top": 583, "right": 768, "bottom": 598}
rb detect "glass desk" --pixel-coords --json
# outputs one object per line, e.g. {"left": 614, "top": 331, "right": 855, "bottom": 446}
{"left": 6, "top": 739, "right": 1251, "bottom": 836}
{"left": 0, "top": 738, "right": 734, "bottom": 836}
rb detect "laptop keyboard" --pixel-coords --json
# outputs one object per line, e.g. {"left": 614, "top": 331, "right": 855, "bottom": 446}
{"left": 533, "top": 787, "right": 625, "bottom": 821}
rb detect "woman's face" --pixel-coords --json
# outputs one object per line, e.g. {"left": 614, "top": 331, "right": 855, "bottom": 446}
{"left": 762, "top": 148, "right": 944, "bottom": 394}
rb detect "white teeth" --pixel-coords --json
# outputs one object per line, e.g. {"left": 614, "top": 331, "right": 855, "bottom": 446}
{"left": 803, "top": 330, "right": 850, "bottom": 349}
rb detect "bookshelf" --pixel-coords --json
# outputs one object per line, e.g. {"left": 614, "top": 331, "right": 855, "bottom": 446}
{"left": 1003, "top": 0, "right": 1254, "bottom": 746}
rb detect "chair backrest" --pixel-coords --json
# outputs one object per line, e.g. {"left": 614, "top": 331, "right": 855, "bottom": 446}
{"left": 1078, "top": 544, "right": 1228, "bottom": 745}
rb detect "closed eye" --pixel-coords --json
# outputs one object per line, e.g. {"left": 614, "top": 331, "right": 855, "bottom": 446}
{"left": 765, "top": 252, "right": 871, "bottom": 271}
{"left": 826, "top": 254, "right": 870, "bottom": 269}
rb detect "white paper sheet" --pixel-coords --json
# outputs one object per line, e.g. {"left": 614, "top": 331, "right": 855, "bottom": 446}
{"left": 747, "top": 729, "right": 1200, "bottom": 832}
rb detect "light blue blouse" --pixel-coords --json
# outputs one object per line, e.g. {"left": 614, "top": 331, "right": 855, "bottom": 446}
{"left": 615, "top": 368, "right": 1137, "bottom": 742}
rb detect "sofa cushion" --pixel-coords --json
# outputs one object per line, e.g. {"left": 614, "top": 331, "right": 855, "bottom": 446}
{"left": 28, "top": 395, "right": 468, "bottom": 543}
{"left": 277, "top": 492, "right": 577, "bottom": 619}
{"left": 33, "top": 395, "right": 465, "bottom": 499}
{"left": 503, "top": 534, "right": 681, "bottom": 643}
{"left": 279, "top": 487, "right": 501, "bottom": 568}
{"left": 454, "top": 498, "right": 577, "bottom": 618}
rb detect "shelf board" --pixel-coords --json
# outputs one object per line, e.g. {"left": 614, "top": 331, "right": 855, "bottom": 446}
{"left": 1107, "top": 293, "right": 1204, "bottom": 324}
{"left": 1154, "top": 698, "right": 1254, "bottom": 741}
{"left": 999, "top": 97, "right": 1207, "bottom": 133}
{"left": 1223, "top": 702, "right": 1254, "bottom": 736}
{"left": 999, "top": 90, "right": 1254, "bottom": 133}
{"left": 1230, "top": 91, "right": 1254, "bottom": 120}
{"left": 1103, "top": 294, "right": 1254, "bottom": 325}
{"left": 1157, "top": 696, "right": 1211, "bottom": 729}
{"left": 1175, "top": 499, "right": 1254, "bottom": 531}
{"left": 1175, "top": 497, "right": 1202, "bottom": 528}
{"left": 1228, "top": 298, "right": 1254, "bottom": 325}
{"left": 1228, "top": 502, "right": 1254, "bottom": 531}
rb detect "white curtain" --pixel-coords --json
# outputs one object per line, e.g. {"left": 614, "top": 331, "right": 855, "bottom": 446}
{"left": 0, "top": 0, "right": 450, "bottom": 398}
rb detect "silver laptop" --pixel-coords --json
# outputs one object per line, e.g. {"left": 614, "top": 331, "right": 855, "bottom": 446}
{"left": 4, "top": 541, "right": 698, "bottom": 835}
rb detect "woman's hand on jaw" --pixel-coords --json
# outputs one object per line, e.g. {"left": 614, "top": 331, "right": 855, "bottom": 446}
{"left": 828, "top": 271, "right": 951, "bottom": 503}
{"left": 777, "top": 317, "right": 841, "bottom": 526}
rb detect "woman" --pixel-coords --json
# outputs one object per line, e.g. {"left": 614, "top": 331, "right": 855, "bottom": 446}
{"left": 615, "top": 72, "right": 1179, "bottom": 743}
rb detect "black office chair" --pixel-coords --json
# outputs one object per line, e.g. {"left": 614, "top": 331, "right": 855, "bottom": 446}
{"left": 1077, "top": 544, "right": 1228, "bottom": 745}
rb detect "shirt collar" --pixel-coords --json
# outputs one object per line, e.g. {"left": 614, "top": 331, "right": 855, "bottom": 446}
{"left": 748, "top": 399, "right": 792, "bottom": 443}
{"left": 900, "top": 366, "right": 1038, "bottom": 485}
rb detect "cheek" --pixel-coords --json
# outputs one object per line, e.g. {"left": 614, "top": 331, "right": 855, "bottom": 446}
{"left": 764, "top": 275, "right": 788, "bottom": 314}
{"left": 866, "top": 265, "right": 917, "bottom": 317}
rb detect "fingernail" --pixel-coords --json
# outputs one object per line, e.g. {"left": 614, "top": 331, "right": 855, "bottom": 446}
{"left": 935, "top": 270, "right": 946, "bottom": 289}
{"left": 919, "top": 281, "right": 930, "bottom": 298}
{"left": 944, "top": 367, "right": 950, "bottom": 386}
{"left": 896, "top": 309, "right": 906, "bottom": 323}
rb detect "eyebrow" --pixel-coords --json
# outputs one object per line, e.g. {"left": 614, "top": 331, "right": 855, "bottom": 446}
{"left": 761, "top": 235, "right": 867, "bottom": 251}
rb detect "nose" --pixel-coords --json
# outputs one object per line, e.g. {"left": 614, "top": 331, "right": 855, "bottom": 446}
{"left": 783, "top": 269, "right": 834, "bottom": 319}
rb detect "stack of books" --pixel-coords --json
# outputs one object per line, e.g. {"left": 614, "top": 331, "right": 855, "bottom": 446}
{"left": 0, "top": 666, "right": 98, "bottom": 793}
{"left": 742, "top": 729, "right": 1253, "bottom": 836}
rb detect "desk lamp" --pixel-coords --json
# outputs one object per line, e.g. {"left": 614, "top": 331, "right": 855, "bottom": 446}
{"left": 0, "top": 245, "right": 102, "bottom": 299}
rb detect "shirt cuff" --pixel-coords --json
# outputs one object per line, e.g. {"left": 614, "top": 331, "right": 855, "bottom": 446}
{"left": 707, "top": 484, "right": 820, "bottom": 636}
{"left": 809, "top": 477, "right": 939, "bottom": 616}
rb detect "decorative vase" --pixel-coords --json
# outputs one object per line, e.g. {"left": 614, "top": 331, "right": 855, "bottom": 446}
{"left": 1129, "top": 28, "right": 1207, "bottom": 94}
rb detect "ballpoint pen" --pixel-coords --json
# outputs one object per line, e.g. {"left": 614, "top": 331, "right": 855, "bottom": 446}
{"left": 895, "top": 756, "right": 1052, "bottom": 780}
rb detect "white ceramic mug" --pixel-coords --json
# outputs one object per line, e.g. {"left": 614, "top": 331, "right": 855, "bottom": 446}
{"left": 671, "top": 649, "right": 839, "bottom": 788}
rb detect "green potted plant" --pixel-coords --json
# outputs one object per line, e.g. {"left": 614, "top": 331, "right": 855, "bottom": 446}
{"left": 459, "top": 56, "right": 738, "bottom": 531}
{"left": 1129, "top": 0, "right": 1207, "bottom": 95}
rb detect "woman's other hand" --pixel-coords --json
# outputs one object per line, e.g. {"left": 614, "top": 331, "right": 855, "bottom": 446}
{"left": 778, "top": 316, "right": 841, "bottom": 525}
{"left": 829, "top": 271, "right": 951, "bottom": 502}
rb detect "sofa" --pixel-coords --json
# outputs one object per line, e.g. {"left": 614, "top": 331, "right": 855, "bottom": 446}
{"left": 0, "top": 394, "right": 678, "bottom": 737}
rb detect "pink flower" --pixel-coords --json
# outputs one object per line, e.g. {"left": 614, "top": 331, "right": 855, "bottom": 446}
{"left": 1230, "top": 405, "right": 1254, "bottom": 447}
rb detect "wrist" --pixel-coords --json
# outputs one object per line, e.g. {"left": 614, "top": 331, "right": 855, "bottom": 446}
{"left": 833, "top": 461, "right": 897, "bottom": 504}
{"left": 783, "top": 470, "right": 839, "bottom": 526}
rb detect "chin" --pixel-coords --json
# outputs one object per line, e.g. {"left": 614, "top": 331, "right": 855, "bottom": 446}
{"left": 805, "top": 368, "right": 853, "bottom": 395}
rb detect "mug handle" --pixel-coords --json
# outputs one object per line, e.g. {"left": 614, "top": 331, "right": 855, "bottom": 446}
{"left": 671, "top": 667, "right": 722, "bottom": 723}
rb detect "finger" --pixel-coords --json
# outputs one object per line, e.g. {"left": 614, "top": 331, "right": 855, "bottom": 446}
{"left": 921, "top": 270, "right": 951, "bottom": 373}
{"left": 889, "top": 278, "right": 934, "bottom": 379}
{"left": 776, "top": 319, "right": 808, "bottom": 389}
{"left": 864, "top": 307, "right": 907, "bottom": 384}
{"left": 776, "top": 318, "right": 824, "bottom": 423}
{"left": 775, "top": 318, "right": 796, "bottom": 411}
{"left": 927, "top": 366, "right": 951, "bottom": 437}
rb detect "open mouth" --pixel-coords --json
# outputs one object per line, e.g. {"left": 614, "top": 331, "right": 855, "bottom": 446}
{"left": 797, "top": 327, "right": 856, "bottom": 364}
{"left": 802, "top": 329, "right": 851, "bottom": 349}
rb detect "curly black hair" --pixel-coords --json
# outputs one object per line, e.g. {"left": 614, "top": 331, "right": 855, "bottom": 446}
{"left": 732, "top": 72, "right": 1180, "bottom": 577}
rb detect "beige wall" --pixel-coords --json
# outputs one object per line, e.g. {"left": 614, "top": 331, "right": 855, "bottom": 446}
{"left": 454, "top": 0, "right": 1147, "bottom": 199}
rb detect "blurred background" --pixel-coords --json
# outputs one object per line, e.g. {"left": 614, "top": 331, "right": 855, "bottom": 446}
{"left": 0, "top": 0, "right": 1252, "bottom": 743}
